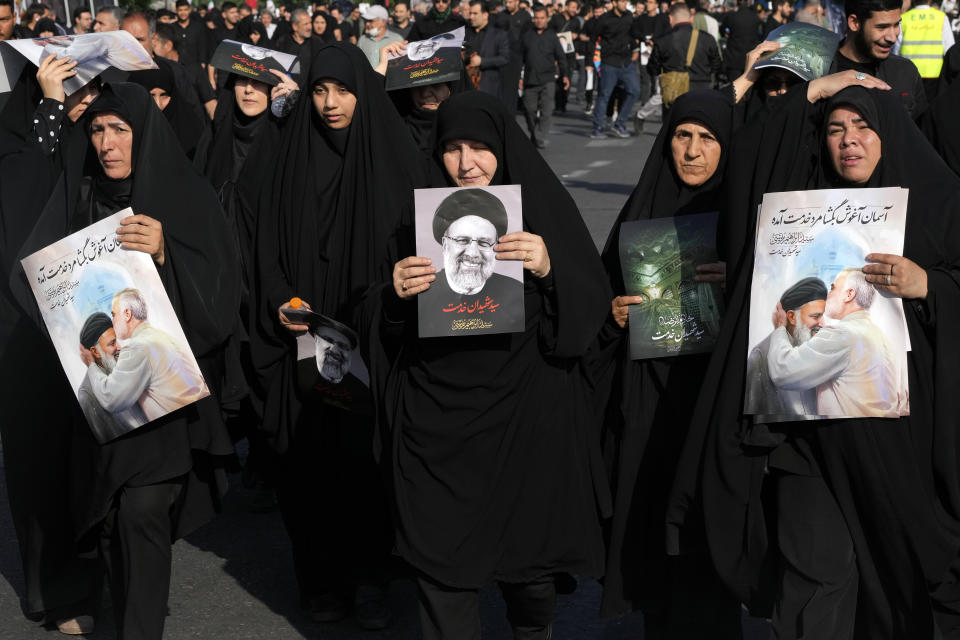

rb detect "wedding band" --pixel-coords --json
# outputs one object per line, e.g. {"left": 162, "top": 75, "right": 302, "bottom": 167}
{"left": 401, "top": 280, "right": 407, "bottom": 291}
{"left": 855, "top": 72, "right": 866, "bottom": 81}
{"left": 886, "top": 274, "right": 891, "bottom": 285}
{"left": 524, "top": 252, "right": 533, "bottom": 262}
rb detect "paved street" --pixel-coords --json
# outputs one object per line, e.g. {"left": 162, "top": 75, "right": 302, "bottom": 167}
{"left": 0, "top": 101, "right": 772, "bottom": 640}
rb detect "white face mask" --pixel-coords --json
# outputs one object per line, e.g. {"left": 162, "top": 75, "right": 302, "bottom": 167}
{"left": 367, "top": 25, "right": 382, "bottom": 36}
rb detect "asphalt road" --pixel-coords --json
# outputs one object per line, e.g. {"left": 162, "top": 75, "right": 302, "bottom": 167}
{"left": 0, "top": 100, "right": 773, "bottom": 640}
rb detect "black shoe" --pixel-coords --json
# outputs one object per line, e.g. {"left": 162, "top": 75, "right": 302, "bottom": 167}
{"left": 354, "top": 585, "right": 391, "bottom": 630}
{"left": 302, "top": 593, "right": 349, "bottom": 623}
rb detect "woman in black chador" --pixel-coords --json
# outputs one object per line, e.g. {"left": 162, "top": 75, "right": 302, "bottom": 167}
{"left": 593, "top": 89, "right": 742, "bottom": 639}
{"left": 252, "top": 42, "right": 425, "bottom": 628}
{"left": 8, "top": 81, "right": 240, "bottom": 640}
{"left": 370, "top": 90, "right": 611, "bottom": 639}
{"left": 667, "top": 83, "right": 960, "bottom": 639}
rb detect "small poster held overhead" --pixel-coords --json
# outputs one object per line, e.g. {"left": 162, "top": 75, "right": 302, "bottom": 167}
{"left": 20, "top": 209, "right": 210, "bottom": 443}
{"left": 209, "top": 39, "right": 297, "bottom": 85}
{"left": 415, "top": 185, "right": 524, "bottom": 338}
{"left": 385, "top": 26, "right": 465, "bottom": 91}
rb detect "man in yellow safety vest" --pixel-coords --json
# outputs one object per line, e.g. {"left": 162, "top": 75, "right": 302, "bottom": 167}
{"left": 897, "top": 0, "right": 955, "bottom": 95}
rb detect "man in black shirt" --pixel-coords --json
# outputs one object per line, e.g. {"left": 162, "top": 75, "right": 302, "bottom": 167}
{"left": 499, "top": 0, "right": 531, "bottom": 114}
{"left": 829, "top": 0, "right": 926, "bottom": 118}
{"left": 648, "top": 2, "right": 721, "bottom": 101}
{"left": 174, "top": 0, "right": 208, "bottom": 67}
{"left": 587, "top": 0, "right": 641, "bottom": 137}
{"left": 720, "top": 0, "right": 762, "bottom": 82}
{"left": 521, "top": 5, "right": 569, "bottom": 147}
{"left": 548, "top": 0, "right": 583, "bottom": 111}
{"left": 390, "top": 0, "right": 413, "bottom": 38}
{"left": 762, "top": 0, "right": 793, "bottom": 37}
{"left": 465, "top": 0, "right": 510, "bottom": 99}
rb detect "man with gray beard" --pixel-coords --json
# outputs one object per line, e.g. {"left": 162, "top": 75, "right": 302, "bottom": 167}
{"left": 744, "top": 276, "right": 827, "bottom": 420}
{"left": 417, "top": 188, "right": 524, "bottom": 335}
{"left": 77, "top": 312, "right": 149, "bottom": 443}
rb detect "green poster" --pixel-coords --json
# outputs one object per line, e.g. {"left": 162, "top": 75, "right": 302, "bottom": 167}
{"left": 619, "top": 212, "right": 724, "bottom": 360}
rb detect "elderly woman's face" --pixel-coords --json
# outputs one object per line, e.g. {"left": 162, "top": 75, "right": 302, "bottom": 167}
{"left": 670, "top": 121, "right": 721, "bottom": 188}
{"left": 90, "top": 112, "right": 134, "bottom": 180}
{"left": 235, "top": 77, "right": 270, "bottom": 117}
{"left": 312, "top": 78, "right": 357, "bottom": 129}
{"left": 411, "top": 83, "right": 451, "bottom": 110}
{"left": 826, "top": 106, "right": 882, "bottom": 184}
{"left": 442, "top": 139, "right": 497, "bottom": 187}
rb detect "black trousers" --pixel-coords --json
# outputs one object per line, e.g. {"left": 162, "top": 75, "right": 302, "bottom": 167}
{"left": 100, "top": 479, "right": 184, "bottom": 640}
{"left": 416, "top": 574, "right": 557, "bottom": 640}
{"left": 773, "top": 471, "right": 857, "bottom": 640}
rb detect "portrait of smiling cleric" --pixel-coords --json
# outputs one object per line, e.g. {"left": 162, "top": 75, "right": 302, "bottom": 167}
{"left": 417, "top": 188, "right": 524, "bottom": 336}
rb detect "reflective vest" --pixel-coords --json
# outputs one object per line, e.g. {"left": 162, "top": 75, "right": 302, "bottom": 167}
{"left": 901, "top": 6, "right": 946, "bottom": 78}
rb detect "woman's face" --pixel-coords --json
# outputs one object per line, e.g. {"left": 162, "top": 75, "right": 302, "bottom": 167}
{"left": 234, "top": 76, "right": 270, "bottom": 116}
{"left": 90, "top": 111, "right": 134, "bottom": 180}
{"left": 313, "top": 13, "right": 326, "bottom": 33}
{"left": 249, "top": 28, "right": 261, "bottom": 43}
{"left": 826, "top": 106, "right": 882, "bottom": 184}
{"left": 312, "top": 78, "right": 356, "bottom": 129}
{"left": 442, "top": 139, "right": 498, "bottom": 186}
{"left": 410, "top": 83, "right": 451, "bottom": 110}
{"left": 760, "top": 68, "right": 798, "bottom": 97}
{"left": 149, "top": 87, "right": 171, "bottom": 111}
{"left": 65, "top": 82, "right": 100, "bottom": 123}
{"left": 670, "top": 120, "right": 721, "bottom": 188}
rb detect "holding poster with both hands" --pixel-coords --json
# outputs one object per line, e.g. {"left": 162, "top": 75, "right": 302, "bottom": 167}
{"left": 744, "top": 187, "right": 910, "bottom": 422}
{"left": 20, "top": 209, "right": 209, "bottom": 443}
{"left": 415, "top": 185, "right": 525, "bottom": 338}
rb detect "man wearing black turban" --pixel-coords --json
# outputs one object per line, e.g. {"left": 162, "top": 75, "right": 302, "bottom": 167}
{"left": 744, "top": 276, "right": 827, "bottom": 419}
{"left": 418, "top": 187, "right": 524, "bottom": 336}
{"left": 77, "top": 311, "right": 149, "bottom": 444}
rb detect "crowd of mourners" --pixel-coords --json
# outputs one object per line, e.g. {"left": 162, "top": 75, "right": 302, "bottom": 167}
{"left": 2, "top": 0, "right": 960, "bottom": 637}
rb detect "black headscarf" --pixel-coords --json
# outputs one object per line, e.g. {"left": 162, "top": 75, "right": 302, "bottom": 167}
{"left": 369, "top": 90, "right": 612, "bottom": 590}
{"left": 921, "top": 45, "right": 960, "bottom": 177}
{"left": 666, "top": 85, "right": 960, "bottom": 637}
{"left": 128, "top": 57, "right": 208, "bottom": 159}
{"left": 9, "top": 81, "right": 240, "bottom": 540}
{"left": 389, "top": 68, "right": 471, "bottom": 156}
{"left": 594, "top": 89, "right": 735, "bottom": 618}
{"left": 236, "top": 15, "right": 269, "bottom": 44}
{"left": 252, "top": 42, "right": 426, "bottom": 454}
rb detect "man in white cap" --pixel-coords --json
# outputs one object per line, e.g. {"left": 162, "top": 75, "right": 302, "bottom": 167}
{"left": 358, "top": 4, "right": 402, "bottom": 66}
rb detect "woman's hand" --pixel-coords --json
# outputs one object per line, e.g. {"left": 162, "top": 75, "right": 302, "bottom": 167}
{"left": 695, "top": 261, "right": 726, "bottom": 284}
{"left": 611, "top": 295, "right": 644, "bottom": 328}
{"left": 495, "top": 232, "right": 550, "bottom": 278}
{"left": 863, "top": 253, "right": 928, "bottom": 299}
{"left": 37, "top": 54, "right": 77, "bottom": 103}
{"left": 394, "top": 256, "right": 436, "bottom": 299}
{"left": 269, "top": 69, "right": 298, "bottom": 101}
{"left": 118, "top": 214, "right": 165, "bottom": 266}
{"left": 278, "top": 299, "right": 311, "bottom": 334}
{"left": 731, "top": 41, "right": 779, "bottom": 102}
{"left": 376, "top": 41, "right": 407, "bottom": 75}
{"left": 807, "top": 70, "right": 890, "bottom": 103}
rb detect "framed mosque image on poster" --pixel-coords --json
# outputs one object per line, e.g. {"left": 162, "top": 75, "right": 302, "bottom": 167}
{"left": 415, "top": 185, "right": 524, "bottom": 338}
{"left": 20, "top": 208, "right": 210, "bottom": 444}
{"left": 744, "top": 187, "right": 910, "bottom": 422}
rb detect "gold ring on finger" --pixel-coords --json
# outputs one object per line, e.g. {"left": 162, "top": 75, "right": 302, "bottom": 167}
{"left": 524, "top": 251, "right": 533, "bottom": 262}
{"left": 886, "top": 274, "right": 891, "bottom": 286}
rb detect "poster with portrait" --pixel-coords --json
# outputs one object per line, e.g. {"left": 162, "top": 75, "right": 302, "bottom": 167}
{"left": 0, "top": 31, "right": 156, "bottom": 96}
{"left": 557, "top": 31, "right": 576, "bottom": 55}
{"left": 209, "top": 39, "right": 297, "bottom": 86}
{"left": 619, "top": 212, "right": 724, "bottom": 360}
{"left": 385, "top": 26, "right": 465, "bottom": 91}
{"left": 294, "top": 315, "right": 372, "bottom": 415}
{"left": 415, "top": 185, "right": 525, "bottom": 338}
{"left": 20, "top": 209, "right": 209, "bottom": 444}
{"left": 745, "top": 187, "right": 910, "bottom": 422}
{"left": 753, "top": 22, "right": 841, "bottom": 82}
